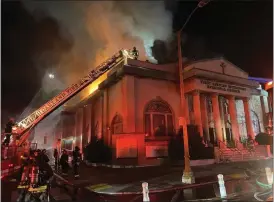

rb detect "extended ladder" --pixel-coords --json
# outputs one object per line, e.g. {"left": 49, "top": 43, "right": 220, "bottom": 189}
{"left": 13, "top": 49, "right": 134, "bottom": 146}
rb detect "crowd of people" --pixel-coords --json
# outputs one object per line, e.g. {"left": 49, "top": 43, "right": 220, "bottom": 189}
{"left": 18, "top": 145, "right": 82, "bottom": 188}
{"left": 19, "top": 149, "right": 53, "bottom": 186}
{"left": 53, "top": 146, "right": 82, "bottom": 179}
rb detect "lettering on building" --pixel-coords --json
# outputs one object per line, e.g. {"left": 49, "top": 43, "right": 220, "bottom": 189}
{"left": 200, "top": 79, "right": 246, "bottom": 94}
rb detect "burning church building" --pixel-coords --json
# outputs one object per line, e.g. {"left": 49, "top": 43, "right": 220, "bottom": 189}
{"left": 54, "top": 57, "right": 271, "bottom": 165}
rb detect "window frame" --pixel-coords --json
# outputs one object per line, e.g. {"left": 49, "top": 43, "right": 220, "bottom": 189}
{"left": 144, "top": 100, "right": 174, "bottom": 137}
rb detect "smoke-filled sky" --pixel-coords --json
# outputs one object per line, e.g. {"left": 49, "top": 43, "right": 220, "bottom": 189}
{"left": 2, "top": 0, "right": 273, "bottom": 124}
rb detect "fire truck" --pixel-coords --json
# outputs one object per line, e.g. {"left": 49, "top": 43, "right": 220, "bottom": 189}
{"left": 1, "top": 49, "right": 136, "bottom": 177}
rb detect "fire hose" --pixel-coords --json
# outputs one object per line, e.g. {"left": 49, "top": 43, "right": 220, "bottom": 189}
{"left": 254, "top": 177, "right": 273, "bottom": 201}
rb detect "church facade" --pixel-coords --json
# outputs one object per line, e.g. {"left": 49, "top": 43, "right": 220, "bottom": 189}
{"left": 54, "top": 58, "right": 271, "bottom": 165}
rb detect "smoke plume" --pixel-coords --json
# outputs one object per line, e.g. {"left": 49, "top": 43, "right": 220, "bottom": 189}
{"left": 21, "top": 1, "right": 173, "bottom": 147}
{"left": 24, "top": 1, "right": 173, "bottom": 88}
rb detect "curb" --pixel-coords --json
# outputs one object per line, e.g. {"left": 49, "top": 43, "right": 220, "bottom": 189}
{"left": 91, "top": 173, "right": 249, "bottom": 196}
{"left": 85, "top": 161, "right": 155, "bottom": 168}
{"left": 84, "top": 158, "right": 273, "bottom": 169}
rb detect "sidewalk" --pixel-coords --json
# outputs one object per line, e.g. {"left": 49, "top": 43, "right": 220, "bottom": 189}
{"left": 54, "top": 158, "right": 273, "bottom": 195}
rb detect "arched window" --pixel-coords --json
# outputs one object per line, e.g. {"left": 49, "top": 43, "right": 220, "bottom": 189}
{"left": 111, "top": 114, "right": 123, "bottom": 134}
{"left": 144, "top": 99, "right": 174, "bottom": 137}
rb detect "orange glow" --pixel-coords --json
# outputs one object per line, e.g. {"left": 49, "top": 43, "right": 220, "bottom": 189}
{"left": 116, "top": 137, "right": 138, "bottom": 158}
{"left": 265, "top": 81, "right": 273, "bottom": 91}
{"left": 81, "top": 70, "right": 109, "bottom": 99}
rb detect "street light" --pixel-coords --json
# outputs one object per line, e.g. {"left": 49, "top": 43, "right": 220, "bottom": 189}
{"left": 178, "top": 0, "right": 211, "bottom": 184}
{"left": 48, "top": 73, "right": 55, "bottom": 79}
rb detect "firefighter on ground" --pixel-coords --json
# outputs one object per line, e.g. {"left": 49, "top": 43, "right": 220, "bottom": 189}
{"left": 131, "top": 47, "right": 139, "bottom": 60}
{"left": 53, "top": 148, "right": 59, "bottom": 169}
{"left": 60, "top": 149, "right": 69, "bottom": 175}
{"left": 18, "top": 152, "right": 30, "bottom": 184}
{"left": 72, "top": 146, "right": 81, "bottom": 179}
{"left": 41, "top": 149, "right": 50, "bottom": 163}
{"left": 17, "top": 152, "right": 32, "bottom": 202}
{"left": 3, "top": 118, "right": 15, "bottom": 146}
{"left": 33, "top": 149, "right": 53, "bottom": 186}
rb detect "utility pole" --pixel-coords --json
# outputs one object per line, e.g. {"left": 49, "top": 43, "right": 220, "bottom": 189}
{"left": 178, "top": 0, "right": 211, "bottom": 184}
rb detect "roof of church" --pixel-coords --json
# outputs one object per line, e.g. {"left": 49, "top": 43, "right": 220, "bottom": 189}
{"left": 64, "top": 57, "right": 263, "bottom": 111}
{"left": 183, "top": 57, "right": 248, "bottom": 75}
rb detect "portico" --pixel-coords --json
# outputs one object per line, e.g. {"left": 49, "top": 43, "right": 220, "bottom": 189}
{"left": 183, "top": 58, "right": 268, "bottom": 150}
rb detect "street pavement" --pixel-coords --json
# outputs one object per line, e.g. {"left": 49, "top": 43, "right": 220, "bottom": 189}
{"left": 55, "top": 158, "right": 272, "bottom": 193}
{"left": 2, "top": 158, "right": 273, "bottom": 202}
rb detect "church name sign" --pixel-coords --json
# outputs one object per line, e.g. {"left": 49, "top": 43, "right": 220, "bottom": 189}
{"left": 197, "top": 79, "right": 249, "bottom": 96}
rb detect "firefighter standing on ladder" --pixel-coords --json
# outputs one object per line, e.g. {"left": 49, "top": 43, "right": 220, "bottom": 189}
{"left": 131, "top": 47, "right": 139, "bottom": 60}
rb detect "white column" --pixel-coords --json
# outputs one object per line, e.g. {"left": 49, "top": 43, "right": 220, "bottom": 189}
{"left": 211, "top": 93, "right": 224, "bottom": 147}
{"left": 243, "top": 98, "right": 255, "bottom": 140}
{"left": 201, "top": 94, "right": 210, "bottom": 142}
{"left": 219, "top": 97, "right": 227, "bottom": 142}
{"left": 260, "top": 96, "right": 268, "bottom": 127}
{"left": 228, "top": 96, "right": 242, "bottom": 148}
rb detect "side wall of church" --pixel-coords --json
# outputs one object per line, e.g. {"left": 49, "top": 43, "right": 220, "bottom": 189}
{"left": 97, "top": 75, "right": 182, "bottom": 137}
{"left": 107, "top": 77, "right": 125, "bottom": 130}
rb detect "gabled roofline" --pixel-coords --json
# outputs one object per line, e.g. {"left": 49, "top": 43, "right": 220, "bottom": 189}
{"left": 184, "top": 57, "right": 248, "bottom": 75}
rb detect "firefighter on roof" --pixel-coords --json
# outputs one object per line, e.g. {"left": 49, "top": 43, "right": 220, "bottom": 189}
{"left": 131, "top": 47, "right": 139, "bottom": 60}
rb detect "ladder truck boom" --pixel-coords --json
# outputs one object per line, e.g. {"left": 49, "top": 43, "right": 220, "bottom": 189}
{"left": 12, "top": 49, "right": 134, "bottom": 146}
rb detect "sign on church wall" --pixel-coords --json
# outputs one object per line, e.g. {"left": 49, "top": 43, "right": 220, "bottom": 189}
{"left": 116, "top": 138, "right": 138, "bottom": 158}
{"left": 146, "top": 145, "right": 168, "bottom": 158}
{"left": 197, "top": 79, "right": 251, "bottom": 97}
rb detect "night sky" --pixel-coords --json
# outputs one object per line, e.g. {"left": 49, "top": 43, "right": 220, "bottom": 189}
{"left": 2, "top": 1, "right": 273, "bottom": 123}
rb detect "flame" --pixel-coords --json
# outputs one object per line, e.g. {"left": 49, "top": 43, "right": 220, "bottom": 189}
{"left": 267, "top": 81, "right": 273, "bottom": 86}
{"left": 80, "top": 70, "right": 109, "bottom": 100}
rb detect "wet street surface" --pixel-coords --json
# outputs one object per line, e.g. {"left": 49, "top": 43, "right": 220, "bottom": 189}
{"left": 2, "top": 159, "right": 272, "bottom": 202}
{"left": 3, "top": 176, "right": 269, "bottom": 202}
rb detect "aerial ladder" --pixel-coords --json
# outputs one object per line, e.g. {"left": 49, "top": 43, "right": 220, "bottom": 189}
{"left": 9, "top": 49, "right": 135, "bottom": 149}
